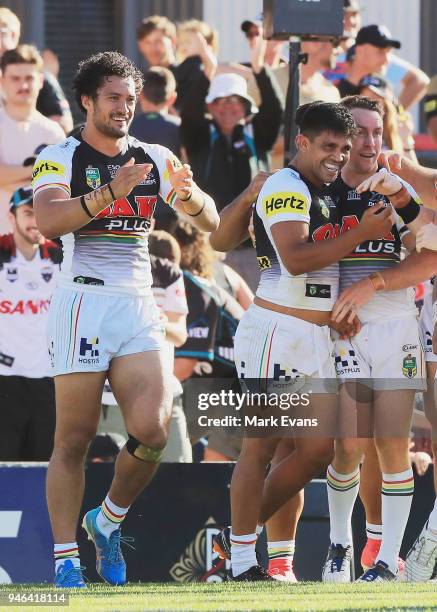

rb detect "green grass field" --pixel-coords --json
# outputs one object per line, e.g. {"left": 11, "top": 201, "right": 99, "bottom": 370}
{"left": 1, "top": 582, "right": 437, "bottom": 612}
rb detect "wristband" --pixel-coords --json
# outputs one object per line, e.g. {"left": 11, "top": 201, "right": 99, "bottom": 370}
{"left": 389, "top": 185, "right": 410, "bottom": 208}
{"left": 178, "top": 191, "right": 193, "bottom": 202}
{"left": 185, "top": 199, "right": 205, "bottom": 217}
{"left": 107, "top": 182, "right": 117, "bottom": 202}
{"left": 393, "top": 196, "right": 421, "bottom": 224}
{"left": 368, "top": 272, "right": 386, "bottom": 291}
{"left": 80, "top": 195, "right": 93, "bottom": 218}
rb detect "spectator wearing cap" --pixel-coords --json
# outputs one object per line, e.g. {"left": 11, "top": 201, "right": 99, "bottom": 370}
{"left": 0, "top": 45, "right": 64, "bottom": 234}
{"left": 336, "top": 25, "right": 429, "bottom": 110}
{"left": 180, "top": 44, "right": 283, "bottom": 288}
{"left": 0, "top": 187, "right": 62, "bottom": 461}
{"left": 335, "top": 24, "right": 402, "bottom": 99}
{"left": 0, "top": 7, "right": 73, "bottom": 134}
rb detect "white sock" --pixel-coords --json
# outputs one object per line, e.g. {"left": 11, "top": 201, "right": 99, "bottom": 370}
{"left": 54, "top": 542, "right": 80, "bottom": 572}
{"left": 377, "top": 469, "right": 414, "bottom": 574}
{"left": 366, "top": 522, "right": 382, "bottom": 541}
{"left": 326, "top": 465, "right": 360, "bottom": 547}
{"left": 230, "top": 531, "right": 257, "bottom": 577}
{"left": 428, "top": 498, "right": 437, "bottom": 534}
{"left": 268, "top": 539, "right": 295, "bottom": 564}
{"left": 96, "top": 495, "right": 130, "bottom": 538}
{"left": 256, "top": 524, "right": 263, "bottom": 536}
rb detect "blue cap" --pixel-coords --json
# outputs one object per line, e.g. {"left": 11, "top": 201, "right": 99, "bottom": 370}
{"left": 9, "top": 186, "right": 33, "bottom": 212}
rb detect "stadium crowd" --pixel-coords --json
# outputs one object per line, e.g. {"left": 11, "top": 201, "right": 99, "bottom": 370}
{"left": 1, "top": 0, "right": 437, "bottom": 586}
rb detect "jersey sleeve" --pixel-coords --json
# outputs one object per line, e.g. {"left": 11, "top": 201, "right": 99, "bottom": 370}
{"left": 147, "top": 143, "right": 184, "bottom": 209}
{"left": 164, "top": 274, "right": 189, "bottom": 314}
{"left": 32, "top": 142, "right": 72, "bottom": 197}
{"left": 256, "top": 168, "right": 312, "bottom": 229}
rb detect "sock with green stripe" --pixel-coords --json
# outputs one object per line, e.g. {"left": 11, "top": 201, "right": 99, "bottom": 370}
{"left": 54, "top": 542, "right": 80, "bottom": 572}
{"left": 377, "top": 468, "right": 414, "bottom": 574}
{"left": 268, "top": 539, "right": 295, "bottom": 563}
{"left": 327, "top": 465, "right": 360, "bottom": 547}
{"left": 96, "top": 495, "right": 130, "bottom": 538}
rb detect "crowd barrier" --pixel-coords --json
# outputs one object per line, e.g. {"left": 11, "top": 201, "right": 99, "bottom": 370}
{"left": 0, "top": 463, "right": 434, "bottom": 583}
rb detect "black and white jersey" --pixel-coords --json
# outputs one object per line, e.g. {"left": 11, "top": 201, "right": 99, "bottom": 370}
{"left": 253, "top": 165, "right": 340, "bottom": 310}
{"left": 332, "top": 174, "right": 417, "bottom": 322}
{"left": 32, "top": 133, "right": 181, "bottom": 296}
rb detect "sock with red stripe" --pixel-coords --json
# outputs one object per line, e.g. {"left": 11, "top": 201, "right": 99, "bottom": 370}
{"left": 54, "top": 542, "right": 80, "bottom": 572}
{"left": 230, "top": 531, "right": 258, "bottom": 577}
{"left": 96, "top": 495, "right": 130, "bottom": 538}
{"left": 377, "top": 468, "right": 414, "bottom": 574}
{"left": 326, "top": 465, "right": 360, "bottom": 547}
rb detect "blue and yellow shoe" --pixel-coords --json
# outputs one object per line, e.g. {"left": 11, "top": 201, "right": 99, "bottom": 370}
{"left": 82, "top": 507, "right": 128, "bottom": 585}
{"left": 54, "top": 559, "right": 86, "bottom": 588}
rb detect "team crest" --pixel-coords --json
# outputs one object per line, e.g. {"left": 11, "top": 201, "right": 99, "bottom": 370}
{"left": 41, "top": 266, "right": 53, "bottom": 283}
{"left": 85, "top": 166, "right": 101, "bottom": 189}
{"left": 320, "top": 200, "right": 330, "bottom": 219}
{"left": 402, "top": 354, "right": 417, "bottom": 378}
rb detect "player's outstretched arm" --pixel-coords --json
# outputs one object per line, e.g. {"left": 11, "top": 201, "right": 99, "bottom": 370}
{"left": 378, "top": 151, "right": 437, "bottom": 208}
{"left": 167, "top": 159, "right": 219, "bottom": 232}
{"left": 209, "top": 171, "right": 272, "bottom": 251}
{"left": 272, "top": 203, "right": 394, "bottom": 276}
{"left": 357, "top": 167, "right": 437, "bottom": 236}
{"left": 332, "top": 249, "right": 437, "bottom": 324}
{"left": 34, "top": 158, "right": 152, "bottom": 238}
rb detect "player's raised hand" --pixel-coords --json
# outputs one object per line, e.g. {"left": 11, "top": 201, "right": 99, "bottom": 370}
{"left": 356, "top": 168, "right": 403, "bottom": 197}
{"left": 244, "top": 171, "right": 273, "bottom": 205}
{"left": 359, "top": 202, "right": 394, "bottom": 240}
{"left": 111, "top": 157, "right": 153, "bottom": 199}
{"left": 378, "top": 150, "right": 403, "bottom": 173}
{"left": 166, "top": 157, "right": 194, "bottom": 201}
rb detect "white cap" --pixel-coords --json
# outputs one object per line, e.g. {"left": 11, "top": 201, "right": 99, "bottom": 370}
{"left": 205, "top": 73, "right": 258, "bottom": 114}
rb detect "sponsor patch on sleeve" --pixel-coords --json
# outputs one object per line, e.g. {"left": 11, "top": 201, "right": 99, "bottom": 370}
{"left": 32, "top": 160, "right": 65, "bottom": 185}
{"left": 263, "top": 191, "right": 309, "bottom": 218}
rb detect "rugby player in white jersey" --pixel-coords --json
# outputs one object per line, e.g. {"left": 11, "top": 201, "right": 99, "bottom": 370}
{"left": 32, "top": 51, "right": 218, "bottom": 588}
{"left": 217, "top": 101, "right": 394, "bottom": 581}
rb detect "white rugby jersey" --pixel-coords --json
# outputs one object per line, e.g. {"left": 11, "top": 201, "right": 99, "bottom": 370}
{"left": 0, "top": 235, "right": 61, "bottom": 377}
{"left": 253, "top": 166, "right": 340, "bottom": 310}
{"left": 32, "top": 133, "right": 181, "bottom": 296}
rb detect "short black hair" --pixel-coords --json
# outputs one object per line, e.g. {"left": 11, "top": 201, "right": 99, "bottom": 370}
{"left": 142, "top": 67, "right": 176, "bottom": 105}
{"left": 341, "top": 95, "right": 385, "bottom": 118}
{"left": 295, "top": 101, "right": 356, "bottom": 139}
{"left": 72, "top": 51, "right": 144, "bottom": 113}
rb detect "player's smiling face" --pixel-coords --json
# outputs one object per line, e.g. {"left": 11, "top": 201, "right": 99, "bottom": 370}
{"left": 299, "top": 130, "right": 352, "bottom": 186}
{"left": 349, "top": 108, "right": 383, "bottom": 175}
{"left": 87, "top": 75, "right": 137, "bottom": 139}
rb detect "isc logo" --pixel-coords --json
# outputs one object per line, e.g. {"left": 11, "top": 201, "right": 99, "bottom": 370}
{"left": 263, "top": 192, "right": 308, "bottom": 217}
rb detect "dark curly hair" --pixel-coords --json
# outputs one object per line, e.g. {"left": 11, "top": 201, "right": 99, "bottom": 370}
{"left": 174, "top": 220, "right": 216, "bottom": 280}
{"left": 295, "top": 101, "right": 356, "bottom": 140}
{"left": 72, "top": 51, "right": 144, "bottom": 113}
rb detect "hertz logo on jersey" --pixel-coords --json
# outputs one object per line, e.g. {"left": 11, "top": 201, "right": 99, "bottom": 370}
{"left": 263, "top": 192, "right": 309, "bottom": 217}
{"left": 32, "top": 160, "right": 65, "bottom": 183}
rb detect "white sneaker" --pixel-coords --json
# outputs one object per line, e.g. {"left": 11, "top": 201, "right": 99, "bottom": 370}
{"left": 405, "top": 521, "right": 437, "bottom": 582}
{"left": 322, "top": 543, "right": 352, "bottom": 582}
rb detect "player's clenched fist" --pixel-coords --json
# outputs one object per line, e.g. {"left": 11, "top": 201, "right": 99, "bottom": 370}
{"left": 166, "top": 158, "right": 194, "bottom": 201}
{"left": 359, "top": 202, "right": 394, "bottom": 240}
{"left": 356, "top": 167, "right": 403, "bottom": 197}
{"left": 111, "top": 158, "right": 153, "bottom": 199}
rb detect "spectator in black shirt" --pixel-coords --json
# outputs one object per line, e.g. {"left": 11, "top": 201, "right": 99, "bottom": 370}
{"left": 335, "top": 25, "right": 401, "bottom": 99}
{"left": 130, "top": 67, "right": 181, "bottom": 156}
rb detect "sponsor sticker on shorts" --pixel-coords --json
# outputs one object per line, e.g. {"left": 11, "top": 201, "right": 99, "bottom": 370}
{"left": 263, "top": 192, "right": 309, "bottom": 218}
{"left": 32, "top": 160, "right": 65, "bottom": 184}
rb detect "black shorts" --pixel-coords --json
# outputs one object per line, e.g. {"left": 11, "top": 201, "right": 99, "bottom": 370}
{"left": 0, "top": 375, "right": 55, "bottom": 461}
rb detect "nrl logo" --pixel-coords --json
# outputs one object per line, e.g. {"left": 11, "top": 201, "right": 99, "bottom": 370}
{"left": 169, "top": 517, "right": 229, "bottom": 582}
{"left": 86, "top": 166, "right": 101, "bottom": 189}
